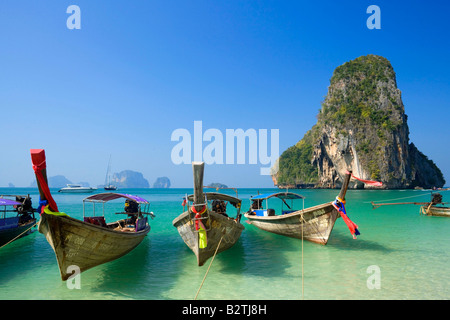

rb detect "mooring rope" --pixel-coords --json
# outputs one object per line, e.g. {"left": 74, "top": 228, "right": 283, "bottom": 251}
{"left": 301, "top": 212, "right": 304, "bottom": 300}
{"left": 194, "top": 233, "right": 225, "bottom": 300}
{"left": 0, "top": 222, "right": 37, "bottom": 249}
{"left": 366, "top": 188, "right": 450, "bottom": 205}
{"left": 365, "top": 192, "right": 431, "bottom": 204}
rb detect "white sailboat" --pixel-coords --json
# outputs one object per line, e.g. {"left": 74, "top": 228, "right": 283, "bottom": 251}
{"left": 104, "top": 155, "right": 118, "bottom": 190}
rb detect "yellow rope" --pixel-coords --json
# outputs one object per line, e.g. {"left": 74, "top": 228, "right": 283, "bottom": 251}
{"left": 299, "top": 213, "right": 307, "bottom": 300}
{"left": 366, "top": 192, "right": 435, "bottom": 204}
{"left": 301, "top": 212, "right": 304, "bottom": 300}
{"left": 194, "top": 234, "right": 224, "bottom": 300}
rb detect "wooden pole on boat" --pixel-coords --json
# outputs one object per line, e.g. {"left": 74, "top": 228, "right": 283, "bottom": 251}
{"left": 337, "top": 171, "right": 352, "bottom": 202}
{"left": 192, "top": 162, "right": 205, "bottom": 210}
{"left": 30, "top": 149, "right": 58, "bottom": 212}
{"left": 30, "top": 149, "right": 48, "bottom": 202}
{"left": 371, "top": 201, "right": 429, "bottom": 209}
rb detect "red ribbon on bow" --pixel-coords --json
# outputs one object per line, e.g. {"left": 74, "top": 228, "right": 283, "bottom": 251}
{"left": 347, "top": 170, "right": 382, "bottom": 187}
{"left": 30, "top": 149, "right": 59, "bottom": 213}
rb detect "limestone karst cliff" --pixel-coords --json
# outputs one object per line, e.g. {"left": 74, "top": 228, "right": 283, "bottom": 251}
{"left": 112, "top": 170, "right": 150, "bottom": 188}
{"left": 153, "top": 177, "right": 171, "bottom": 188}
{"left": 273, "top": 55, "right": 445, "bottom": 189}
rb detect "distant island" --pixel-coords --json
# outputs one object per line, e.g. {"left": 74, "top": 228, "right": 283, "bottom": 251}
{"left": 29, "top": 170, "right": 151, "bottom": 189}
{"left": 30, "top": 175, "right": 74, "bottom": 188}
{"left": 111, "top": 170, "right": 149, "bottom": 188}
{"left": 153, "top": 177, "right": 171, "bottom": 188}
{"left": 273, "top": 55, "right": 445, "bottom": 189}
{"left": 207, "top": 183, "right": 228, "bottom": 189}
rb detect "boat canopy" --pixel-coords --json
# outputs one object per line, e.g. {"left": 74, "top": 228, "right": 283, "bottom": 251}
{"left": 0, "top": 198, "right": 21, "bottom": 206}
{"left": 251, "top": 192, "right": 304, "bottom": 200}
{"left": 187, "top": 192, "right": 241, "bottom": 205}
{"left": 83, "top": 193, "right": 149, "bottom": 204}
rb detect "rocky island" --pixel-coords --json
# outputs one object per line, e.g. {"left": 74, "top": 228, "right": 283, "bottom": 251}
{"left": 111, "top": 170, "right": 150, "bottom": 188}
{"left": 30, "top": 175, "right": 73, "bottom": 188}
{"left": 273, "top": 55, "right": 445, "bottom": 189}
{"left": 207, "top": 183, "right": 228, "bottom": 188}
{"left": 153, "top": 177, "right": 171, "bottom": 188}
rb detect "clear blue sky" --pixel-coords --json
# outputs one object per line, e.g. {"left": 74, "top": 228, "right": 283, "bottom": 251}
{"left": 1, "top": 1, "right": 449, "bottom": 187}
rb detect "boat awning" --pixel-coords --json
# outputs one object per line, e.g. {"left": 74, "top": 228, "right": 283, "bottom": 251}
{"left": 0, "top": 198, "right": 21, "bottom": 206}
{"left": 83, "top": 193, "right": 149, "bottom": 204}
{"left": 251, "top": 192, "right": 304, "bottom": 200}
{"left": 187, "top": 192, "right": 241, "bottom": 205}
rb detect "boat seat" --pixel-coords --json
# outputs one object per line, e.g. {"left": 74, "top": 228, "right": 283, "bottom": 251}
{"left": 84, "top": 216, "right": 107, "bottom": 227}
{"left": 254, "top": 209, "right": 276, "bottom": 216}
{"left": 254, "top": 209, "right": 266, "bottom": 216}
{"left": 135, "top": 217, "right": 148, "bottom": 232}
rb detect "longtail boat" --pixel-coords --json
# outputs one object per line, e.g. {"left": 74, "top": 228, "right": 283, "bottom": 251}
{"left": 421, "top": 205, "right": 450, "bottom": 217}
{"left": 173, "top": 162, "right": 245, "bottom": 266}
{"left": 372, "top": 192, "right": 450, "bottom": 217}
{"left": 244, "top": 171, "right": 358, "bottom": 245}
{"left": 0, "top": 195, "right": 36, "bottom": 247}
{"left": 30, "top": 149, "right": 153, "bottom": 280}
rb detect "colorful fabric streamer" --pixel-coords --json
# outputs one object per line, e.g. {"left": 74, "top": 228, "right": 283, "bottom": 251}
{"left": 333, "top": 199, "right": 360, "bottom": 239}
{"left": 192, "top": 205, "right": 208, "bottom": 249}
{"left": 30, "top": 149, "right": 59, "bottom": 213}
{"left": 347, "top": 170, "right": 383, "bottom": 187}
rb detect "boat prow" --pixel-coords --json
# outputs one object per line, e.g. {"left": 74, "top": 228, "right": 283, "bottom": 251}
{"left": 173, "top": 209, "right": 244, "bottom": 266}
{"left": 173, "top": 162, "right": 245, "bottom": 266}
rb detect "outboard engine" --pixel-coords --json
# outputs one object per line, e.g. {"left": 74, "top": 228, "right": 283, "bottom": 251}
{"left": 125, "top": 199, "right": 139, "bottom": 213}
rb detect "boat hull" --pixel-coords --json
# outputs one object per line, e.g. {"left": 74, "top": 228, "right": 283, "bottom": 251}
{"left": 244, "top": 202, "right": 339, "bottom": 245}
{"left": 38, "top": 212, "right": 149, "bottom": 280}
{"left": 173, "top": 211, "right": 244, "bottom": 266}
{"left": 0, "top": 219, "right": 36, "bottom": 246}
{"left": 421, "top": 205, "right": 450, "bottom": 217}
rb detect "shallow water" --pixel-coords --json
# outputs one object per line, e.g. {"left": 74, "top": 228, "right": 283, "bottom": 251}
{"left": 0, "top": 187, "right": 449, "bottom": 300}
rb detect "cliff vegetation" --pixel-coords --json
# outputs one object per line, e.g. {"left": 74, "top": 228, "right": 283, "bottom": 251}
{"left": 275, "top": 55, "right": 445, "bottom": 189}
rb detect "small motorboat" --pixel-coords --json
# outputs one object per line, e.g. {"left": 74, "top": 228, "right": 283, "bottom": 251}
{"left": 58, "top": 184, "right": 97, "bottom": 193}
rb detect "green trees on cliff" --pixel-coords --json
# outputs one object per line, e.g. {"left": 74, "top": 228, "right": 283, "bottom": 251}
{"left": 274, "top": 55, "right": 445, "bottom": 188}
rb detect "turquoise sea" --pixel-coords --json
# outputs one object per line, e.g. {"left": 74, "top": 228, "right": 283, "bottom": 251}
{"left": 0, "top": 187, "right": 449, "bottom": 300}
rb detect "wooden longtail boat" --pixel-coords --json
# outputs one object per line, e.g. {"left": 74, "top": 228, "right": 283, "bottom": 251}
{"left": 0, "top": 195, "right": 36, "bottom": 247}
{"left": 173, "top": 162, "right": 245, "bottom": 266}
{"left": 372, "top": 192, "right": 450, "bottom": 217}
{"left": 31, "top": 149, "right": 153, "bottom": 280}
{"left": 244, "top": 171, "right": 354, "bottom": 245}
{"left": 421, "top": 205, "right": 450, "bottom": 217}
